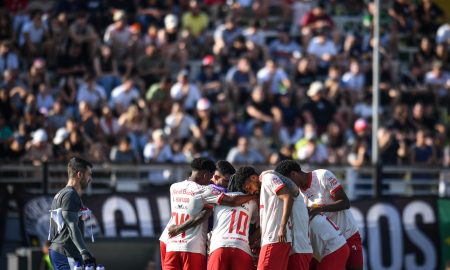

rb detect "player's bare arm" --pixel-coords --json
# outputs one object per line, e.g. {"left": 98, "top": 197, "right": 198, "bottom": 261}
{"left": 168, "top": 207, "right": 213, "bottom": 238}
{"left": 276, "top": 186, "right": 294, "bottom": 243}
{"left": 220, "top": 193, "right": 257, "bottom": 206}
{"left": 310, "top": 188, "right": 350, "bottom": 216}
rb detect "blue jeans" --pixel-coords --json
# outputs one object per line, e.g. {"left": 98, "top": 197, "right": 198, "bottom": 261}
{"left": 49, "top": 249, "right": 77, "bottom": 270}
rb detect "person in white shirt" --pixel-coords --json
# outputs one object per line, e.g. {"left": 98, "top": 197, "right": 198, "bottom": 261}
{"left": 256, "top": 59, "right": 291, "bottom": 96}
{"left": 110, "top": 77, "right": 141, "bottom": 114}
{"left": 77, "top": 75, "right": 106, "bottom": 110}
{"left": 143, "top": 129, "right": 174, "bottom": 185}
{"left": 170, "top": 70, "right": 201, "bottom": 113}
{"left": 274, "top": 160, "right": 363, "bottom": 270}
{"left": 308, "top": 214, "right": 349, "bottom": 270}
{"left": 162, "top": 157, "right": 256, "bottom": 270}
{"left": 234, "top": 166, "right": 294, "bottom": 270}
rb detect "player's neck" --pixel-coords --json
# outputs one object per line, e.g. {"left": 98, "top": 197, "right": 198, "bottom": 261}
{"left": 66, "top": 178, "right": 82, "bottom": 195}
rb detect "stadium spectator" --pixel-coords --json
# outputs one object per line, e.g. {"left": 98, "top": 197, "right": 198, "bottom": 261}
{"left": 110, "top": 76, "right": 141, "bottom": 114}
{"left": 76, "top": 74, "right": 107, "bottom": 111}
{"left": 256, "top": 59, "right": 291, "bottom": 98}
{"left": 164, "top": 102, "right": 202, "bottom": 143}
{"left": 143, "top": 129, "right": 173, "bottom": 185}
{"left": 23, "top": 128, "right": 53, "bottom": 165}
{"left": 93, "top": 44, "right": 121, "bottom": 97}
{"left": 68, "top": 11, "right": 99, "bottom": 59}
{"left": 301, "top": 81, "right": 337, "bottom": 134}
{"left": 226, "top": 136, "right": 265, "bottom": 164}
{"left": 109, "top": 135, "right": 140, "bottom": 164}
{"left": 245, "top": 86, "right": 282, "bottom": 136}
{"left": 300, "top": 3, "right": 334, "bottom": 41}
{"left": 268, "top": 28, "right": 301, "bottom": 70}
{"left": 170, "top": 69, "right": 201, "bottom": 113}
{"left": 103, "top": 10, "right": 131, "bottom": 61}
{"left": 225, "top": 56, "right": 256, "bottom": 103}
{"left": 0, "top": 41, "right": 19, "bottom": 74}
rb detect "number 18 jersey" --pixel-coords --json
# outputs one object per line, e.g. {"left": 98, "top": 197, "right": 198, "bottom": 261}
{"left": 209, "top": 192, "right": 258, "bottom": 256}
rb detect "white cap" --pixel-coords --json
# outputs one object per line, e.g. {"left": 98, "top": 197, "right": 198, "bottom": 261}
{"left": 164, "top": 14, "right": 178, "bottom": 29}
{"left": 196, "top": 98, "right": 211, "bottom": 111}
{"left": 307, "top": 81, "right": 324, "bottom": 97}
{"left": 53, "top": 128, "right": 69, "bottom": 145}
{"left": 32, "top": 129, "right": 48, "bottom": 144}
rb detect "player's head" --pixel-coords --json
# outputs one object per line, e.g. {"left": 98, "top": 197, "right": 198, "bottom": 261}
{"left": 234, "top": 166, "right": 260, "bottom": 194}
{"left": 275, "top": 160, "right": 304, "bottom": 184}
{"left": 67, "top": 157, "right": 93, "bottom": 190}
{"left": 212, "top": 160, "right": 236, "bottom": 188}
{"left": 190, "top": 157, "right": 216, "bottom": 185}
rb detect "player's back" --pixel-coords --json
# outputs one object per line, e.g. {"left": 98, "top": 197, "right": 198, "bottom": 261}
{"left": 209, "top": 192, "right": 258, "bottom": 256}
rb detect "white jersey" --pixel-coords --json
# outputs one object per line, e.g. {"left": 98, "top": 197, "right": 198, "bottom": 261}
{"left": 259, "top": 172, "right": 293, "bottom": 246}
{"left": 209, "top": 192, "right": 258, "bottom": 256}
{"left": 165, "top": 180, "right": 224, "bottom": 255}
{"left": 300, "top": 169, "right": 359, "bottom": 240}
{"left": 262, "top": 170, "right": 311, "bottom": 254}
{"left": 291, "top": 193, "right": 313, "bottom": 254}
{"left": 309, "top": 214, "right": 347, "bottom": 261}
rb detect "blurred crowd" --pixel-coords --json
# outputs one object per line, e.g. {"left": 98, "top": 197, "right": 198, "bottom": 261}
{"left": 0, "top": 0, "right": 449, "bottom": 177}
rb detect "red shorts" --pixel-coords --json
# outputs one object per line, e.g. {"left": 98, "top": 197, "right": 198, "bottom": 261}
{"left": 208, "top": 247, "right": 255, "bottom": 270}
{"left": 160, "top": 241, "right": 166, "bottom": 270}
{"left": 288, "top": 253, "right": 312, "bottom": 270}
{"left": 164, "top": 251, "right": 206, "bottom": 270}
{"left": 312, "top": 244, "right": 350, "bottom": 270}
{"left": 346, "top": 232, "right": 363, "bottom": 269}
{"left": 258, "top": 243, "right": 291, "bottom": 270}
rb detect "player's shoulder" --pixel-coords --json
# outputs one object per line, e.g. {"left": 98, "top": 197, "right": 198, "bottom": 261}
{"left": 260, "top": 170, "right": 282, "bottom": 184}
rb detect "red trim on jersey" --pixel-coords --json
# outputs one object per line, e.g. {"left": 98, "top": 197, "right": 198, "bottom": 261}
{"left": 204, "top": 204, "right": 214, "bottom": 210}
{"left": 275, "top": 184, "right": 286, "bottom": 194}
{"left": 301, "top": 173, "right": 312, "bottom": 191}
{"left": 217, "top": 193, "right": 225, "bottom": 205}
{"left": 260, "top": 204, "right": 264, "bottom": 209}
{"left": 330, "top": 185, "right": 343, "bottom": 196}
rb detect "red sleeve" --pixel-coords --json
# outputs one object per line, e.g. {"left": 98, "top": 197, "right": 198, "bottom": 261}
{"left": 274, "top": 184, "right": 286, "bottom": 194}
{"left": 216, "top": 193, "right": 225, "bottom": 205}
{"left": 330, "top": 185, "right": 343, "bottom": 196}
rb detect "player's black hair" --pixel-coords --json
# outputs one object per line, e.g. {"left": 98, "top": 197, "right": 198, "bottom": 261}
{"left": 190, "top": 157, "right": 216, "bottom": 173}
{"left": 232, "top": 166, "right": 258, "bottom": 192}
{"left": 216, "top": 160, "right": 236, "bottom": 176}
{"left": 274, "top": 160, "right": 302, "bottom": 177}
{"left": 67, "top": 157, "right": 93, "bottom": 179}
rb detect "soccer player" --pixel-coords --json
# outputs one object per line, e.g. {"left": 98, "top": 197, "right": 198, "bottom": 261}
{"left": 48, "top": 157, "right": 96, "bottom": 269}
{"left": 260, "top": 170, "right": 312, "bottom": 270}
{"left": 274, "top": 160, "right": 363, "bottom": 270}
{"left": 207, "top": 163, "right": 258, "bottom": 270}
{"left": 163, "top": 157, "right": 255, "bottom": 270}
{"left": 308, "top": 214, "right": 349, "bottom": 270}
{"left": 234, "top": 166, "right": 294, "bottom": 270}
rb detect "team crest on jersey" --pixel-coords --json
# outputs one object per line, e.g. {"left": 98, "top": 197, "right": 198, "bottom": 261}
{"left": 272, "top": 177, "right": 283, "bottom": 186}
{"left": 328, "top": 177, "right": 338, "bottom": 187}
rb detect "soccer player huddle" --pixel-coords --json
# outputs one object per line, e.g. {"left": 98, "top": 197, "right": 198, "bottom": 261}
{"left": 160, "top": 157, "right": 363, "bottom": 270}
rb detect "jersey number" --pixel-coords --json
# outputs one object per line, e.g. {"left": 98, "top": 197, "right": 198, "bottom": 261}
{"left": 172, "top": 212, "right": 190, "bottom": 238}
{"left": 228, "top": 209, "right": 249, "bottom": 236}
